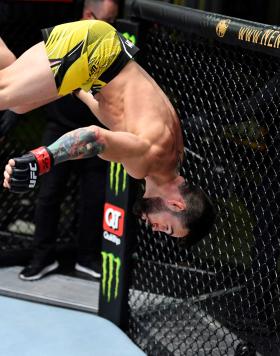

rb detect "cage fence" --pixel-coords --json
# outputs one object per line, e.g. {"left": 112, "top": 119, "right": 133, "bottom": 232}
{"left": 126, "top": 5, "right": 280, "bottom": 356}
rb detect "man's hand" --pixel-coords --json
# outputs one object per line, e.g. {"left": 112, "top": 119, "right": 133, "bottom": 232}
{"left": 73, "top": 89, "right": 101, "bottom": 119}
{"left": 3, "top": 147, "right": 53, "bottom": 193}
{"left": 73, "top": 88, "right": 94, "bottom": 106}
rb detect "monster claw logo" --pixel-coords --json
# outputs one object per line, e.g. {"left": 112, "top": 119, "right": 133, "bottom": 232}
{"left": 101, "top": 252, "right": 121, "bottom": 302}
{"left": 110, "top": 162, "right": 127, "bottom": 196}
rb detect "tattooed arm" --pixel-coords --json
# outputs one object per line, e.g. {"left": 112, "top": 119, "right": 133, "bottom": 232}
{"left": 47, "top": 125, "right": 151, "bottom": 166}
{"left": 48, "top": 126, "right": 105, "bottom": 164}
{"left": 3, "top": 125, "right": 151, "bottom": 191}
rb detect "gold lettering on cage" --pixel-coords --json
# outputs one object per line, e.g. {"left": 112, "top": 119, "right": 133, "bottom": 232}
{"left": 238, "top": 26, "right": 280, "bottom": 49}
{"left": 245, "top": 28, "right": 254, "bottom": 42}
{"left": 274, "top": 33, "right": 280, "bottom": 48}
{"left": 252, "top": 30, "right": 262, "bottom": 44}
{"left": 260, "top": 30, "right": 273, "bottom": 46}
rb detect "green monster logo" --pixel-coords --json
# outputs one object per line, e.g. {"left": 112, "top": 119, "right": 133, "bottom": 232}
{"left": 110, "top": 162, "right": 127, "bottom": 196}
{"left": 101, "top": 251, "right": 121, "bottom": 302}
{"left": 122, "top": 32, "right": 137, "bottom": 45}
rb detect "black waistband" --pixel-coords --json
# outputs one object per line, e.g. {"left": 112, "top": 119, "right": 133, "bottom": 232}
{"left": 98, "top": 50, "right": 131, "bottom": 85}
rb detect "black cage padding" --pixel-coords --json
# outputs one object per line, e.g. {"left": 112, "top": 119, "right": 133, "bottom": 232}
{"left": 129, "top": 0, "right": 280, "bottom": 58}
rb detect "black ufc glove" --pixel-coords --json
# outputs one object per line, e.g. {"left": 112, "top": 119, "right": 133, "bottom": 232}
{"left": 0, "top": 110, "right": 19, "bottom": 138}
{"left": 9, "top": 146, "right": 54, "bottom": 193}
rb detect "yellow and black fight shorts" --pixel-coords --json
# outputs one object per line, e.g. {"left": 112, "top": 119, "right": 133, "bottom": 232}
{"left": 41, "top": 20, "right": 139, "bottom": 96}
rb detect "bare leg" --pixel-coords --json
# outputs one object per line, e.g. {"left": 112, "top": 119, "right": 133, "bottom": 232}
{"left": 10, "top": 94, "right": 63, "bottom": 114}
{"left": 0, "top": 42, "right": 59, "bottom": 112}
{"left": 0, "top": 38, "right": 16, "bottom": 70}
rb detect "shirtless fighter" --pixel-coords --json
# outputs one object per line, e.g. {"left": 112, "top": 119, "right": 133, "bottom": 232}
{"left": 2, "top": 20, "right": 215, "bottom": 246}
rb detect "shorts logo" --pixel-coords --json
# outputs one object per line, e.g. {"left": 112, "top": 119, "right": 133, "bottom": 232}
{"left": 89, "top": 64, "right": 98, "bottom": 78}
{"left": 125, "top": 39, "right": 134, "bottom": 48}
{"left": 216, "top": 19, "right": 231, "bottom": 38}
{"left": 103, "top": 203, "right": 124, "bottom": 237}
{"left": 122, "top": 32, "right": 136, "bottom": 45}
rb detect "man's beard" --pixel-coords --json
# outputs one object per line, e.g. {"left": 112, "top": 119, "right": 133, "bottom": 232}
{"left": 132, "top": 197, "right": 167, "bottom": 216}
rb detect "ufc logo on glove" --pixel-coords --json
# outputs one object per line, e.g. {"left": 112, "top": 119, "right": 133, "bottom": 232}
{"left": 29, "top": 163, "right": 38, "bottom": 188}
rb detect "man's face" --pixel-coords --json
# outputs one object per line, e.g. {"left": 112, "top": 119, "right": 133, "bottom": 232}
{"left": 133, "top": 197, "right": 188, "bottom": 238}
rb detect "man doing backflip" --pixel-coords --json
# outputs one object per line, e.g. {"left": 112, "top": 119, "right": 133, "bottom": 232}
{"left": 1, "top": 19, "right": 215, "bottom": 246}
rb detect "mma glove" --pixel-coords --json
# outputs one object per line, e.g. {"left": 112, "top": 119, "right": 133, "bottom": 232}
{"left": 0, "top": 110, "right": 20, "bottom": 138}
{"left": 9, "top": 146, "right": 54, "bottom": 193}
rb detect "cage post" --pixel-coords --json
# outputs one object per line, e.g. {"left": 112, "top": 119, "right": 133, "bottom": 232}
{"left": 98, "top": 163, "right": 137, "bottom": 330}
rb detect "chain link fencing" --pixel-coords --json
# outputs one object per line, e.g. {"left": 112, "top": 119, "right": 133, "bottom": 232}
{"left": 126, "top": 3, "right": 280, "bottom": 356}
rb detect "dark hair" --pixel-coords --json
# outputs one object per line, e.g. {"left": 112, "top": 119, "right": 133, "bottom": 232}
{"left": 176, "top": 182, "right": 216, "bottom": 249}
{"left": 85, "top": 0, "right": 119, "bottom": 6}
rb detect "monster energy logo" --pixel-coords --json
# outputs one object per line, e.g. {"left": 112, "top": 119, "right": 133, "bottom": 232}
{"left": 122, "top": 32, "right": 136, "bottom": 45}
{"left": 110, "top": 162, "right": 127, "bottom": 196}
{"left": 101, "top": 252, "right": 121, "bottom": 302}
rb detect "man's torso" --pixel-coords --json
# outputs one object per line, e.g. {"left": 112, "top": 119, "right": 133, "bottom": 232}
{"left": 96, "top": 60, "right": 184, "bottom": 180}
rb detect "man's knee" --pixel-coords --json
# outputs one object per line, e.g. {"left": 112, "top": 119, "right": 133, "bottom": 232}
{"left": 0, "top": 38, "right": 16, "bottom": 69}
{"left": 0, "top": 81, "right": 11, "bottom": 111}
{"left": 10, "top": 106, "right": 29, "bottom": 114}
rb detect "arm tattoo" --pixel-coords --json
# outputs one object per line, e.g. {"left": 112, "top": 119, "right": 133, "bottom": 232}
{"left": 48, "top": 127, "right": 105, "bottom": 165}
